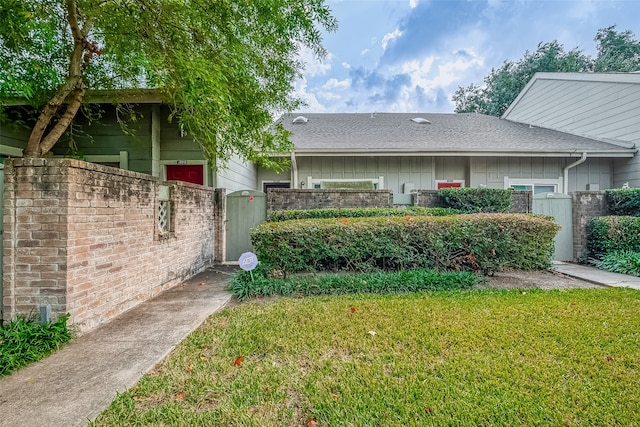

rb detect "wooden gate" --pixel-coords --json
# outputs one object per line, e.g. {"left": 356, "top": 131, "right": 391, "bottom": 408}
{"left": 225, "top": 190, "right": 266, "bottom": 262}
{"left": 533, "top": 192, "right": 573, "bottom": 261}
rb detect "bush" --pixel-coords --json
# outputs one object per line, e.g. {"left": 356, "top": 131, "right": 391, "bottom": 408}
{"left": 228, "top": 268, "right": 478, "bottom": 300}
{"left": 0, "top": 313, "right": 72, "bottom": 376}
{"left": 606, "top": 188, "right": 640, "bottom": 216}
{"left": 438, "top": 188, "right": 512, "bottom": 213}
{"left": 267, "top": 206, "right": 460, "bottom": 222}
{"left": 588, "top": 216, "right": 640, "bottom": 257}
{"left": 595, "top": 250, "right": 640, "bottom": 277}
{"left": 251, "top": 213, "right": 559, "bottom": 275}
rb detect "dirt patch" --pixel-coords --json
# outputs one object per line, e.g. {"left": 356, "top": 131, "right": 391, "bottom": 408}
{"left": 476, "top": 269, "right": 604, "bottom": 290}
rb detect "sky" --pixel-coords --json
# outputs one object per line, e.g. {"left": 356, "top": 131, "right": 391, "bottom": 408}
{"left": 294, "top": 0, "right": 640, "bottom": 114}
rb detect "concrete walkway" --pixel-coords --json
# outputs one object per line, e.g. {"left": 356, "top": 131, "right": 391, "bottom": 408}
{"left": 0, "top": 265, "right": 236, "bottom": 427}
{"left": 553, "top": 261, "right": 640, "bottom": 290}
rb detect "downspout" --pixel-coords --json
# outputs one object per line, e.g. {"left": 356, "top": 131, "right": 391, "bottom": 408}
{"left": 563, "top": 152, "right": 587, "bottom": 194}
{"left": 291, "top": 152, "right": 298, "bottom": 189}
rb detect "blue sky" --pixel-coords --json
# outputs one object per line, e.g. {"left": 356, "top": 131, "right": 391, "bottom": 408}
{"left": 295, "top": 0, "right": 640, "bottom": 113}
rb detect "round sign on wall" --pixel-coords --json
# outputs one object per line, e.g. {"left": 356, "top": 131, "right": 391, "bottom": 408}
{"left": 238, "top": 252, "right": 259, "bottom": 271}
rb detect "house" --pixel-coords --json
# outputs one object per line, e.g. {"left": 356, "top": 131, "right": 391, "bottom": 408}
{"left": 262, "top": 109, "right": 636, "bottom": 204}
{"left": 0, "top": 89, "right": 256, "bottom": 192}
{"left": 502, "top": 72, "right": 640, "bottom": 188}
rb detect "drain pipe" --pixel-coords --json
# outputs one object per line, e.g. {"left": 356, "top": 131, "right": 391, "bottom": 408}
{"left": 563, "top": 152, "right": 587, "bottom": 194}
{"left": 291, "top": 152, "right": 298, "bottom": 189}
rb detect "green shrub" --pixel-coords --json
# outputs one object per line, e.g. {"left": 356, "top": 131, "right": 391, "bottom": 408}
{"left": 606, "top": 188, "right": 640, "bottom": 216}
{"left": 228, "top": 268, "right": 478, "bottom": 300}
{"left": 588, "top": 216, "right": 640, "bottom": 257}
{"left": 595, "top": 250, "right": 640, "bottom": 277}
{"left": 267, "top": 206, "right": 460, "bottom": 222}
{"left": 251, "top": 213, "right": 559, "bottom": 275}
{"left": 438, "top": 188, "right": 513, "bottom": 213}
{"left": 0, "top": 313, "right": 72, "bottom": 376}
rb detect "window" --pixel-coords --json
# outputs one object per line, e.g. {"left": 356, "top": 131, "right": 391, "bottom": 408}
{"left": 505, "top": 177, "right": 562, "bottom": 195}
{"left": 306, "top": 176, "right": 385, "bottom": 190}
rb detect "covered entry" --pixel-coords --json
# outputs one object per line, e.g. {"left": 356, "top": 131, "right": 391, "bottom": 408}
{"left": 225, "top": 190, "right": 266, "bottom": 262}
{"left": 533, "top": 192, "right": 573, "bottom": 261}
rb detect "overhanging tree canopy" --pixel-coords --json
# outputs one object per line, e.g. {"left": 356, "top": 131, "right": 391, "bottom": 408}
{"left": 0, "top": 0, "right": 337, "bottom": 168}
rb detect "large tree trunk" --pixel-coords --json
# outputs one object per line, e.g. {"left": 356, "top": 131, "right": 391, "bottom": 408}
{"left": 23, "top": 0, "right": 91, "bottom": 158}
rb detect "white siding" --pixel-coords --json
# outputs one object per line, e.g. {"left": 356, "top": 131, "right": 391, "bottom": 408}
{"left": 504, "top": 75, "right": 640, "bottom": 187}
{"left": 216, "top": 153, "right": 258, "bottom": 192}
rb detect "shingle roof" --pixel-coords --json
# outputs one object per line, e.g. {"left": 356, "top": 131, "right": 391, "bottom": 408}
{"left": 276, "top": 112, "right": 635, "bottom": 157}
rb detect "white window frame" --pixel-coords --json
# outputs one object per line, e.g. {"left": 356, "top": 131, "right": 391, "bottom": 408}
{"left": 84, "top": 151, "right": 129, "bottom": 169}
{"left": 435, "top": 179, "right": 465, "bottom": 189}
{"left": 160, "top": 160, "right": 209, "bottom": 186}
{"left": 504, "top": 177, "right": 563, "bottom": 194}
{"left": 306, "top": 176, "right": 384, "bottom": 190}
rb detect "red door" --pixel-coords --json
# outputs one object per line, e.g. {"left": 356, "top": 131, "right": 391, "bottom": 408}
{"left": 437, "top": 182, "right": 462, "bottom": 189}
{"left": 166, "top": 165, "right": 204, "bottom": 185}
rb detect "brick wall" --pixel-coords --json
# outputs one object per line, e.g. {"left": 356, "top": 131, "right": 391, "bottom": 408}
{"left": 3, "top": 158, "right": 222, "bottom": 332}
{"left": 571, "top": 191, "right": 609, "bottom": 261}
{"left": 413, "top": 189, "right": 532, "bottom": 213}
{"left": 267, "top": 189, "right": 393, "bottom": 211}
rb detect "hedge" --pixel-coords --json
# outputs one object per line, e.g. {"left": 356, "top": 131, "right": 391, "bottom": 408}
{"left": 251, "top": 213, "right": 559, "bottom": 275}
{"left": 588, "top": 216, "right": 640, "bottom": 257}
{"left": 267, "top": 206, "right": 460, "bottom": 222}
{"left": 438, "top": 188, "right": 512, "bottom": 213}
{"left": 229, "top": 268, "right": 478, "bottom": 300}
{"left": 606, "top": 188, "right": 640, "bottom": 216}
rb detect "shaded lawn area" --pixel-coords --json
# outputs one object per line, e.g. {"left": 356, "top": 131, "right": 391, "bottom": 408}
{"left": 92, "top": 288, "right": 640, "bottom": 426}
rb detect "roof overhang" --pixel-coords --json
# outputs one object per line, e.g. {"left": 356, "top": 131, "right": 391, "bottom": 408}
{"left": 1, "top": 88, "right": 165, "bottom": 106}
{"left": 287, "top": 149, "right": 637, "bottom": 158}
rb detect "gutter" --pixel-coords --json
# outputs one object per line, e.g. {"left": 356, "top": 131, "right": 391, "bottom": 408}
{"left": 563, "top": 152, "right": 588, "bottom": 194}
{"left": 291, "top": 152, "right": 298, "bottom": 189}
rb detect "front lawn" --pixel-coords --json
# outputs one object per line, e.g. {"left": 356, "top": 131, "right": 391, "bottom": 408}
{"left": 92, "top": 288, "right": 640, "bottom": 426}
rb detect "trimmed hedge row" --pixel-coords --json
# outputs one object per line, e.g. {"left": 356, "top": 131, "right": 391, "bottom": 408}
{"left": 606, "top": 188, "right": 640, "bottom": 216}
{"left": 251, "top": 213, "right": 559, "bottom": 275}
{"left": 267, "top": 206, "right": 460, "bottom": 222}
{"left": 588, "top": 216, "right": 640, "bottom": 257}
{"left": 438, "top": 188, "right": 512, "bottom": 213}
{"left": 229, "top": 267, "right": 478, "bottom": 300}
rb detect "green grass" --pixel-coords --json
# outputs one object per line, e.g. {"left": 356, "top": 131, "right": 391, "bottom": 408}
{"left": 229, "top": 267, "right": 478, "bottom": 300}
{"left": 92, "top": 288, "right": 640, "bottom": 426}
{"left": 0, "top": 314, "right": 72, "bottom": 376}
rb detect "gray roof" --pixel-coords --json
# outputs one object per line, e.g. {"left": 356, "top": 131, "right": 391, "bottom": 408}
{"left": 276, "top": 112, "right": 635, "bottom": 157}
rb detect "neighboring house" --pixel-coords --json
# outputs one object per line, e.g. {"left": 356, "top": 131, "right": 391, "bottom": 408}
{"left": 502, "top": 72, "right": 640, "bottom": 188}
{"left": 0, "top": 89, "right": 257, "bottom": 192}
{"left": 262, "top": 109, "right": 636, "bottom": 204}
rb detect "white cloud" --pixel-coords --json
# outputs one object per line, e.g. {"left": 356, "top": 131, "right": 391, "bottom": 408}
{"left": 360, "top": 48, "right": 370, "bottom": 56}
{"left": 409, "top": 0, "right": 419, "bottom": 9}
{"left": 322, "top": 78, "right": 351, "bottom": 90}
{"left": 293, "top": 77, "right": 328, "bottom": 113}
{"left": 381, "top": 28, "right": 403, "bottom": 50}
{"left": 298, "top": 46, "right": 333, "bottom": 77}
{"left": 341, "top": 62, "right": 351, "bottom": 69}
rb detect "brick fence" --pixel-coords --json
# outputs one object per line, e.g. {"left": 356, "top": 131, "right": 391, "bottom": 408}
{"left": 3, "top": 158, "right": 224, "bottom": 332}
{"left": 267, "top": 189, "right": 393, "bottom": 211}
{"left": 413, "top": 190, "right": 532, "bottom": 213}
{"left": 572, "top": 191, "right": 609, "bottom": 260}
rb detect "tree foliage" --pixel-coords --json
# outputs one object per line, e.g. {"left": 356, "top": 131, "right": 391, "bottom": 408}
{"left": 453, "top": 26, "right": 640, "bottom": 116}
{"left": 0, "top": 0, "right": 337, "bottom": 168}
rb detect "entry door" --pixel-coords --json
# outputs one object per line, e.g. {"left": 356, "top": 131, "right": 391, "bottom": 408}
{"left": 166, "top": 165, "right": 204, "bottom": 185}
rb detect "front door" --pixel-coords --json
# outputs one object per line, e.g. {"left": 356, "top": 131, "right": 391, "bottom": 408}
{"left": 166, "top": 165, "right": 204, "bottom": 185}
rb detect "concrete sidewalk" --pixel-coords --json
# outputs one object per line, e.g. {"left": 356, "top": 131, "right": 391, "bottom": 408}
{"left": 0, "top": 265, "right": 236, "bottom": 427}
{"left": 553, "top": 261, "right": 640, "bottom": 290}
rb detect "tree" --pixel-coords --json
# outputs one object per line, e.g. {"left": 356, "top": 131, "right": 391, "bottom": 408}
{"left": 594, "top": 26, "right": 640, "bottom": 72}
{"left": 0, "top": 0, "right": 337, "bottom": 168}
{"left": 453, "top": 26, "right": 640, "bottom": 117}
